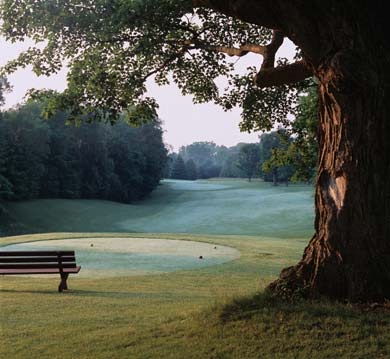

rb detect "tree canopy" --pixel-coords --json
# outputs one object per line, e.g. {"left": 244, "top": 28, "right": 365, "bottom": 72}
{"left": 236, "top": 143, "right": 260, "bottom": 182}
{"left": 0, "top": 0, "right": 308, "bottom": 128}
{"left": 0, "top": 101, "right": 168, "bottom": 205}
{"left": 0, "top": 76, "right": 11, "bottom": 109}
{"left": 170, "top": 155, "right": 188, "bottom": 180}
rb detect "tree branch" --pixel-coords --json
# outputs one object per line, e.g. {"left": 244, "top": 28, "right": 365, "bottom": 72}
{"left": 205, "top": 30, "right": 282, "bottom": 61}
{"left": 168, "top": 28, "right": 311, "bottom": 87}
{"left": 261, "top": 30, "right": 284, "bottom": 68}
{"left": 142, "top": 49, "right": 186, "bottom": 81}
{"left": 253, "top": 30, "right": 312, "bottom": 87}
{"left": 205, "top": 43, "right": 266, "bottom": 57}
{"left": 166, "top": 38, "right": 266, "bottom": 57}
{"left": 192, "top": 0, "right": 324, "bottom": 64}
{"left": 255, "top": 60, "right": 312, "bottom": 87}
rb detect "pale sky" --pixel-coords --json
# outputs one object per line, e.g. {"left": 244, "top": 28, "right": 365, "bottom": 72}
{"left": 0, "top": 37, "right": 295, "bottom": 151}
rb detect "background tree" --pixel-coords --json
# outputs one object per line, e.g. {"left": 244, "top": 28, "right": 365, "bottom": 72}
{"left": 0, "top": 76, "right": 12, "bottom": 201}
{"left": 236, "top": 143, "right": 260, "bottom": 182}
{"left": 108, "top": 122, "right": 145, "bottom": 202}
{"left": 287, "top": 86, "right": 318, "bottom": 183}
{"left": 185, "top": 159, "right": 198, "bottom": 180}
{"left": 219, "top": 150, "right": 244, "bottom": 178}
{"left": 0, "top": 76, "right": 11, "bottom": 110}
{"left": 0, "top": 76, "right": 13, "bottom": 228}
{"left": 2, "top": 0, "right": 389, "bottom": 301}
{"left": 259, "top": 131, "right": 281, "bottom": 184}
{"left": 41, "top": 112, "right": 82, "bottom": 198}
{"left": 170, "top": 142, "right": 267, "bottom": 179}
{"left": 264, "top": 86, "right": 318, "bottom": 184}
{"left": 2, "top": 103, "right": 50, "bottom": 200}
{"left": 138, "top": 120, "right": 170, "bottom": 193}
{"left": 218, "top": 143, "right": 246, "bottom": 178}
{"left": 261, "top": 130, "right": 295, "bottom": 185}
{"left": 179, "top": 142, "right": 222, "bottom": 178}
{"left": 0, "top": 120, "right": 13, "bottom": 200}
{"left": 163, "top": 153, "right": 178, "bottom": 179}
{"left": 170, "top": 155, "right": 188, "bottom": 180}
{"left": 178, "top": 141, "right": 259, "bottom": 179}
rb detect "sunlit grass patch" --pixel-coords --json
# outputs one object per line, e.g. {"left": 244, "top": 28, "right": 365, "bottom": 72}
{"left": 1, "top": 232, "right": 389, "bottom": 358}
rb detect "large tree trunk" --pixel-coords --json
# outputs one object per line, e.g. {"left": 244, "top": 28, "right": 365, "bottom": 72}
{"left": 270, "top": 38, "right": 390, "bottom": 302}
{"left": 206, "top": 0, "right": 390, "bottom": 301}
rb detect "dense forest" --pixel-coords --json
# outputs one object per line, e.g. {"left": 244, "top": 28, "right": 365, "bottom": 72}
{"left": 0, "top": 102, "right": 168, "bottom": 206}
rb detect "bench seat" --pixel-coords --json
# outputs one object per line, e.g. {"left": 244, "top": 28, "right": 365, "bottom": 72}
{"left": 0, "top": 250, "right": 81, "bottom": 292}
{"left": 0, "top": 267, "right": 81, "bottom": 275}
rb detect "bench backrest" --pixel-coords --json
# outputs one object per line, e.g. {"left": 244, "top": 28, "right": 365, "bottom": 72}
{"left": 0, "top": 251, "right": 78, "bottom": 270}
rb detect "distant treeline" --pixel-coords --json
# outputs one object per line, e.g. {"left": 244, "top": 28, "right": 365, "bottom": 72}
{"left": 165, "top": 130, "right": 316, "bottom": 184}
{"left": 165, "top": 86, "right": 318, "bottom": 184}
{"left": 0, "top": 102, "right": 168, "bottom": 205}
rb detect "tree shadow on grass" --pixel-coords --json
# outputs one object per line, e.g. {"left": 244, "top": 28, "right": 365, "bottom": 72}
{"left": 69, "top": 289, "right": 183, "bottom": 300}
{"left": 218, "top": 291, "right": 390, "bottom": 325}
{"left": 0, "top": 288, "right": 186, "bottom": 300}
{"left": 0, "top": 289, "right": 64, "bottom": 295}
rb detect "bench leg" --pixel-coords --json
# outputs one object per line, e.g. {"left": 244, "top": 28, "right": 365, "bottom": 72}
{"left": 58, "top": 273, "right": 69, "bottom": 292}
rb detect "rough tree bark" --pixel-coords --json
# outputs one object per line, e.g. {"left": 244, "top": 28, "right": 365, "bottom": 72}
{"left": 204, "top": 0, "right": 390, "bottom": 301}
{"left": 271, "top": 51, "right": 390, "bottom": 301}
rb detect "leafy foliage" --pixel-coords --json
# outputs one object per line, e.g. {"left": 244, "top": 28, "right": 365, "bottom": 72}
{"left": 236, "top": 143, "right": 261, "bottom": 181}
{"left": 0, "top": 76, "right": 11, "bottom": 109}
{"left": 167, "top": 138, "right": 312, "bottom": 183}
{"left": 287, "top": 86, "right": 318, "bottom": 182}
{"left": 170, "top": 155, "right": 188, "bottom": 180}
{"left": 262, "top": 86, "right": 318, "bottom": 183}
{"left": 260, "top": 130, "right": 294, "bottom": 184}
{"left": 1, "top": 0, "right": 308, "bottom": 129}
{"left": 185, "top": 159, "right": 198, "bottom": 180}
{"left": 178, "top": 142, "right": 222, "bottom": 179}
{"left": 0, "top": 102, "right": 168, "bottom": 203}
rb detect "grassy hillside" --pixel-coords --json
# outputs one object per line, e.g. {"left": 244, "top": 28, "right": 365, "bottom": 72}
{"left": 2, "top": 179, "right": 314, "bottom": 237}
{"left": 2, "top": 180, "right": 387, "bottom": 358}
{"left": 1, "top": 233, "right": 389, "bottom": 359}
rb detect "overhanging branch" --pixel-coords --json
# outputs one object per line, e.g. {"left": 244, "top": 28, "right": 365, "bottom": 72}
{"left": 255, "top": 60, "right": 311, "bottom": 87}
{"left": 254, "top": 30, "right": 312, "bottom": 87}
{"left": 169, "top": 28, "right": 312, "bottom": 88}
{"left": 192, "top": 0, "right": 323, "bottom": 64}
{"left": 166, "top": 38, "right": 266, "bottom": 57}
{"left": 205, "top": 43, "right": 266, "bottom": 57}
{"left": 261, "top": 30, "right": 284, "bottom": 68}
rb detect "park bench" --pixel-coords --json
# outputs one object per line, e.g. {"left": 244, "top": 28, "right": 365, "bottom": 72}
{"left": 0, "top": 250, "right": 81, "bottom": 292}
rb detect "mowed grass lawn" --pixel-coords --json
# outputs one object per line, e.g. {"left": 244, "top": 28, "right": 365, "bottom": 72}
{"left": 3, "top": 179, "right": 314, "bottom": 238}
{"left": 1, "top": 180, "right": 389, "bottom": 358}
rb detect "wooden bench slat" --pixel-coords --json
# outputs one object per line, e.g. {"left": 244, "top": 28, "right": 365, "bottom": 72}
{"left": 0, "top": 257, "right": 76, "bottom": 263}
{"left": 0, "top": 263, "right": 78, "bottom": 269}
{"left": 0, "top": 251, "right": 75, "bottom": 257}
{"left": 0, "top": 267, "right": 81, "bottom": 275}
